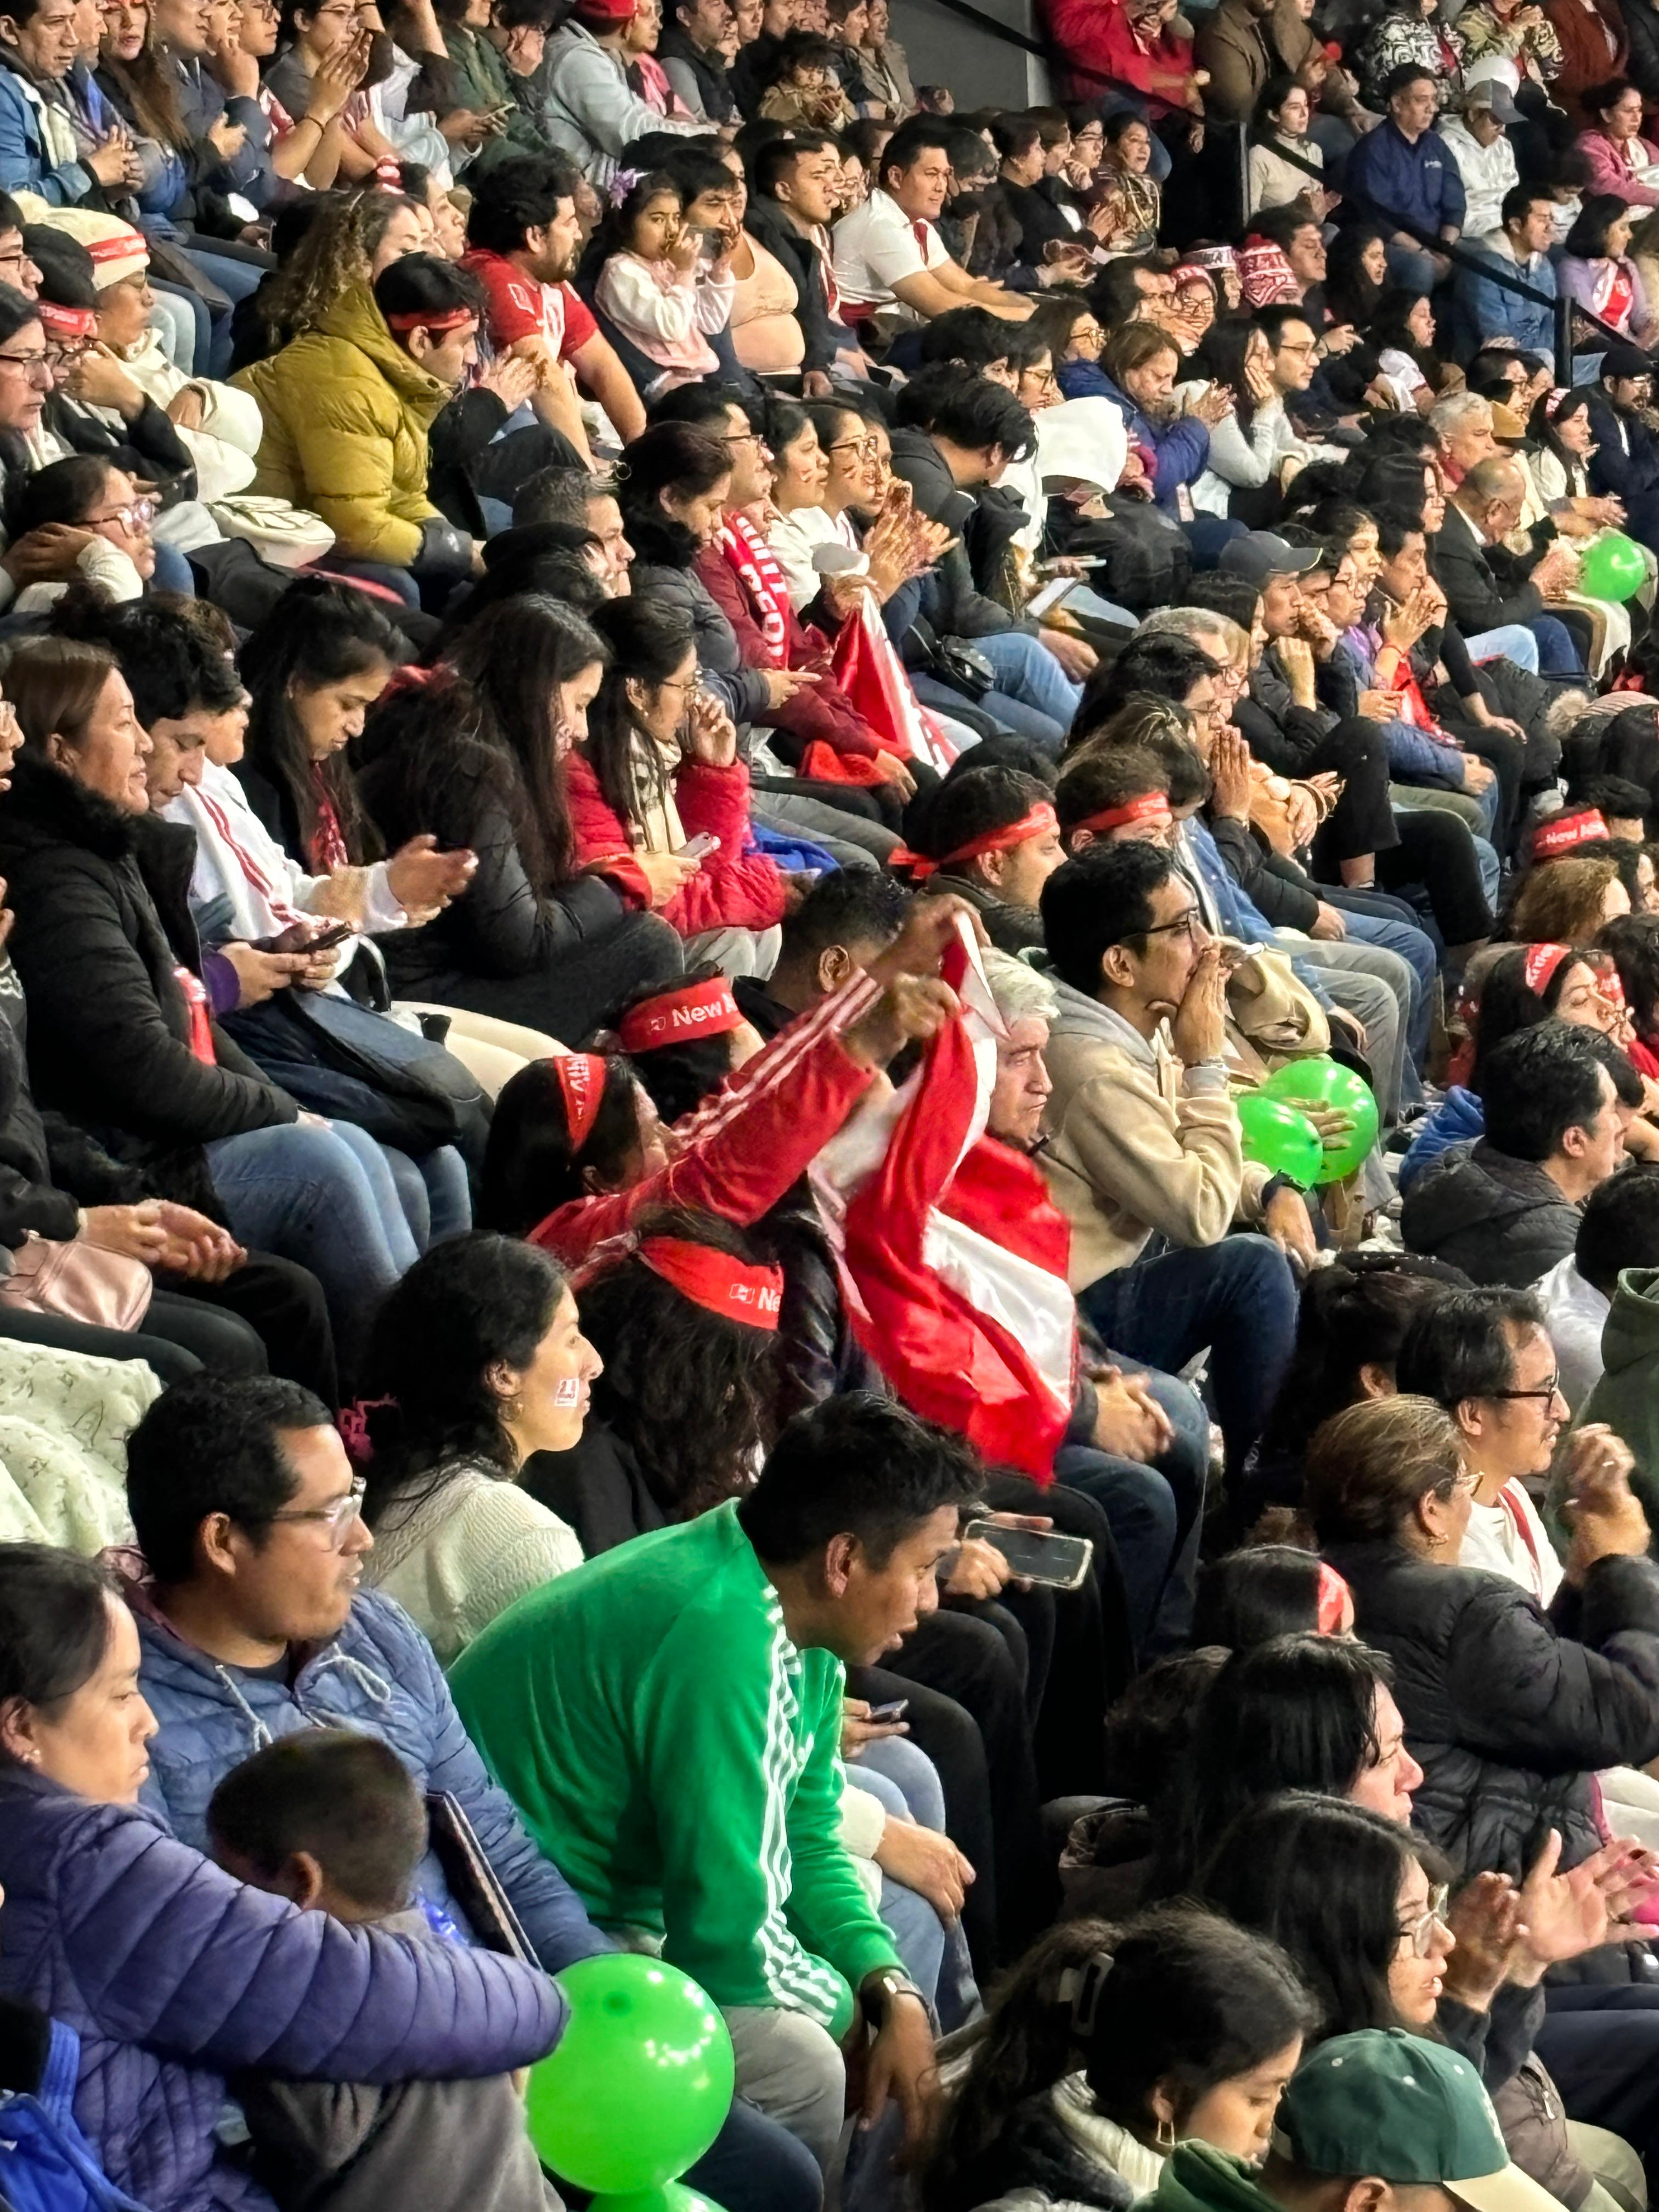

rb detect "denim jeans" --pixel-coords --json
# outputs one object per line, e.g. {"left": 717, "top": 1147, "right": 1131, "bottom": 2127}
{"left": 1334, "top": 901, "right": 1435, "bottom": 1101}
{"left": 1386, "top": 240, "right": 1441, "bottom": 294}
{"left": 1465, "top": 622, "right": 1541, "bottom": 672}
{"left": 206, "top": 1118, "right": 421, "bottom": 1351}
{"left": 1078, "top": 1235, "right": 1297, "bottom": 1477}
{"left": 974, "top": 629, "right": 1083, "bottom": 735}
{"left": 1528, "top": 614, "right": 1584, "bottom": 675}
{"left": 381, "top": 1143, "right": 472, "bottom": 1250}
{"left": 181, "top": 245, "right": 263, "bottom": 377}
{"left": 912, "top": 670, "right": 1065, "bottom": 755}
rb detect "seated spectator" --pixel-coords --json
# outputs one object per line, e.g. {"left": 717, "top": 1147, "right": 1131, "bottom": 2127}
{"left": 1459, "top": 186, "right": 1559, "bottom": 356}
{"left": 356, "top": 1232, "right": 594, "bottom": 1662}
{"left": 1537, "top": 1162, "right": 1659, "bottom": 1408}
{"left": 1441, "top": 78, "right": 1521, "bottom": 241}
{"left": 452, "top": 1392, "right": 964, "bottom": 2173}
{"left": 353, "top": 591, "right": 686, "bottom": 1043}
{"left": 757, "top": 29, "right": 852, "bottom": 128}
{"left": 1404, "top": 1020, "right": 1634, "bottom": 1286}
{"left": 830, "top": 115, "right": 1032, "bottom": 330}
{"left": 0, "top": 1541, "right": 563, "bottom": 2212}
{"left": 7, "top": 453, "right": 156, "bottom": 606}
{"left": 1340, "top": 65, "right": 1466, "bottom": 295}
{"left": 1434, "top": 456, "right": 1583, "bottom": 678}
{"left": 895, "top": 763, "right": 1064, "bottom": 950}
{"left": 1394, "top": 1284, "right": 1570, "bottom": 1598}
{"left": 1510, "top": 849, "right": 1631, "bottom": 940}
{"left": 747, "top": 128, "right": 871, "bottom": 387}
{"left": 233, "top": 249, "right": 483, "bottom": 605}
{"left": 1037, "top": 839, "right": 1299, "bottom": 1478}
{"left": 572, "top": 591, "right": 787, "bottom": 973}
{"left": 585, "top": 167, "right": 735, "bottom": 400}
{"left": 1191, "top": 1544, "right": 1357, "bottom": 1647}
{"left": 1097, "top": 323, "right": 1231, "bottom": 557}
{"left": 921, "top": 1906, "right": 1314, "bottom": 2212}
{"left": 1560, "top": 191, "right": 1659, "bottom": 344}
{"left": 1306, "top": 1387, "right": 1659, "bottom": 1880}
{"left": 205, "top": 1728, "right": 557, "bottom": 2212}
{"left": 1575, "top": 75, "right": 1659, "bottom": 208}
{"left": 1583, "top": 346, "right": 1659, "bottom": 551}
{"left": 538, "top": 0, "right": 703, "bottom": 187}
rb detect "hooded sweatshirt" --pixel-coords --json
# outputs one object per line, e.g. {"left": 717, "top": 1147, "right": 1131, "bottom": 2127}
{"left": 1400, "top": 1139, "right": 1581, "bottom": 1288}
{"left": 1399, "top": 1083, "right": 1486, "bottom": 1194}
{"left": 1579, "top": 1263, "right": 1659, "bottom": 1497}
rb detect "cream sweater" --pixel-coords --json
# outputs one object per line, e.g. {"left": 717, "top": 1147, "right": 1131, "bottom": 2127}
{"left": 362, "top": 1460, "right": 584, "bottom": 1666}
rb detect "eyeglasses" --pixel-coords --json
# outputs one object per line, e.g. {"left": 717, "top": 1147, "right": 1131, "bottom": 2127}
{"left": 264, "top": 1475, "right": 366, "bottom": 1548}
{"left": 657, "top": 673, "right": 699, "bottom": 692}
{"left": 0, "top": 350, "right": 50, "bottom": 375}
{"left": 723, "top": 427, "right": 764, "bottom": 449}
{"left": 1486, "top": 1374, "right": 1564, "bottom": 1406}
{"left": 1137, "top": 907, "right": 1206, "bottom": 944}
{"left": 1397, "top": 1883, "right": 1451, "bottom": 1959}
{"left": 827, "top": 433, "right": 881, "bottom": 458}
{"left": 1022, "top": 367, "right": 1059, "bottom": 392}
{"left": 88, "top": 497, "right": 155, "bottom": 530}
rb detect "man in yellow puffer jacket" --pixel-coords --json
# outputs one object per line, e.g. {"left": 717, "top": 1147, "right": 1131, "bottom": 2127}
{"left": 233, "top": 253, "right": 482, "bottom": 602}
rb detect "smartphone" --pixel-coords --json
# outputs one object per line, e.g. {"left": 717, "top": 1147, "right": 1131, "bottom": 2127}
{"left": 1026, "top": 576, "right": 1077, "bottom": 620}
{"left": 866, "top": 1699, "right": 909, "bottom": 1723}
{"left": 963, "top": 1519, "right": 1094, "bottom": 1590}
{"left": 302, "top": 920, "right": 353, "bottom": 953}
{"left": 681, "top": 832, "right": 721, "bottom": 862}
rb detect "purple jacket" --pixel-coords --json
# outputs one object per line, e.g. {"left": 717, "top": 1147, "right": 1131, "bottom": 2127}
{"left": 0, "top": 1768, "right": 564, "bottom": 2212}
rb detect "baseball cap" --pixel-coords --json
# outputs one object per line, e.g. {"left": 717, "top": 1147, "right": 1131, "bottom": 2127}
{"left": 1219, "top": 531, "right": 1322, "bottom": 588}
{"left": 1463, "top": 78, "right": 1520, "bottom": 123}
{"left": 1274, "top": 2030, "right": 1563, "bottom": 2212}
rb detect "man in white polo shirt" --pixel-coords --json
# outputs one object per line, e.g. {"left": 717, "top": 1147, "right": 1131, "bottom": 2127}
{"left": 832, "top": 117, "right": 1032, "bottom": 330}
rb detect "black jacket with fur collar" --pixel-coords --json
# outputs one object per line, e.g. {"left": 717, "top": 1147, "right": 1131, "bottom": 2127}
{"left": 0, "top": 754, "right": 294, "bottom": 1207}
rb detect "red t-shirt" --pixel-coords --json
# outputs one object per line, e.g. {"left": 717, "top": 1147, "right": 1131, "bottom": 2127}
{"left": 461, "top": 248, "right": 596, "bottom": 361}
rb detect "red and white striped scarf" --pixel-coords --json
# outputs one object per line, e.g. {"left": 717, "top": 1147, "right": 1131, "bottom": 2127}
{"left": 718, "top": 512, "right": 793, "bottom": 667}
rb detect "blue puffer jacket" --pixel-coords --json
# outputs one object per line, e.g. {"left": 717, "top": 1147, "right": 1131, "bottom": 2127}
{"left": 128, "top": 1578, "right": 610, "bottom": 1978}
{"left": 1399, "top": 1082, "right": 1485, "bottom": 1194}
{"left": 0, "top": 1767, "right": 563, "bottom": 2212}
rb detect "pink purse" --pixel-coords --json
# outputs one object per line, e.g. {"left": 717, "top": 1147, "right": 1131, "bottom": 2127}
{"left": 0, "top": 1231, "right": 153, "bottom": 1332}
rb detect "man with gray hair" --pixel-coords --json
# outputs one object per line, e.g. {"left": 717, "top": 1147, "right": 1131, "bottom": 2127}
{"left": 1435, "top": 453, "right": 1585, "bottom": 676}
{"left": 512, "top": 464, "right": 634, "bottom": 595}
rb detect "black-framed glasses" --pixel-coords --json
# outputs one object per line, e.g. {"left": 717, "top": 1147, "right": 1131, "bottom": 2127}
{"left": 828, "top": 433, "right": 881, "bottom": 458}
{"left": 1138, "top": 908, "right": 1206, "bottom": 944}
{"left": 0, "top": 349, "right": 49, "bottom": 373}
{"left": 264, "top": 1476, "right": 366, "bottom": 1548}
{"left": 1487, "top": 1375, "right": 1564, "bottom": 1406}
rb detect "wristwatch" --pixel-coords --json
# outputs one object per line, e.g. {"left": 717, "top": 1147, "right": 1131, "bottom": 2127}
{"left": 862, "top": 1967, "right": 928, "bottom": 2025}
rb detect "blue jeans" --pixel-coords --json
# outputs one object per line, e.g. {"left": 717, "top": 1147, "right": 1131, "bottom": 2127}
{"left": 1386, "top": 240, "right": 1441, "bottom": 294}
{"left": 1335, "top": 900, "right": 1436, "bottom": 1099}
{"left": 1078, "top": 1235, "right": 1297, "bottom": 1477}
{"left": 151, "top": 541, "right": 195, "bottom": 596}
{"left": 975, "top": 629, "right": 1082, "bottom": 736}
{"left": 1528, "top": 614, "right": 1584, "bottom": 675}
{"left": 325, "top": 557, "right": 422, "bottom": 609}
{"left": 206, "top": 1118, "right": 421, "bottom": 1350}
{"left": 182, "top": 245, "right": 263, "bottom": 378}
{"left": 1464, "top": 622, "right": 1539, "bottom": 672}
{"left": 382, "top": 1143, "right": 471, "bottom": 1249}
{"left": 683, "top": 2099, "right": 822, "bottom": 2212}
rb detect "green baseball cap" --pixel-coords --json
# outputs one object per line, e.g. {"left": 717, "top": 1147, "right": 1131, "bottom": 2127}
{"left": 1273, "top": 2032, "right": 1561, "bottom": 2212}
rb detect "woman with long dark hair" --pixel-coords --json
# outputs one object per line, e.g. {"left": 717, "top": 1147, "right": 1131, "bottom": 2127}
{"left": 1561, "top": 193, "right": 1658, "bottom": 341}
{"left": 354, "top": 591, "right": 685, "bottom": 1046}
{"left": 1186, "top": 313, "right": 1313, "bottom": 517}
{"left": 921, "top": 1906, "right": 1314, "bottom": 2212}
{"left": 570, "top": 592, "right": 786, "bottom": 969}
{"left": 358, "top": 1231, "right": 598, "bottom": 1661}
{"left": 1323, "top": 223, "right": 1389, "bottom": 334}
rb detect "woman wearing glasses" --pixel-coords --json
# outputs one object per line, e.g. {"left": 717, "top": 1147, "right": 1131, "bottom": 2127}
{"left": 5, "top": 456, "right": 156, "bottom": 612}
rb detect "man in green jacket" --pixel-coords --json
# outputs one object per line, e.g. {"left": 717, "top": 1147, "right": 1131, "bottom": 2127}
{"left": 451, "top": 1393, "right": 981, "bottom": 2176}
{"left": 1150, "top": 2029, "right": 1559, "bottom": 2212}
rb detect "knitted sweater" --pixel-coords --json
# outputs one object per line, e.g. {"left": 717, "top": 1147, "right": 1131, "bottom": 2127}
{"left": 362, "top": 1460, "right": 584, "bottom": 1668}
{"left": 450, "top": 1498, "right": 900, "bottom": 2033}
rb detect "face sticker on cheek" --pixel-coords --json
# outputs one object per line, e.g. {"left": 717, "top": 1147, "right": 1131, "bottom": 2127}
{"left": 553, "top": 1378, "right": 583, "bottom": 1406}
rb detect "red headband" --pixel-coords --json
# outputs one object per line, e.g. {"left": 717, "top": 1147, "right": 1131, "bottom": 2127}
{"left": 37, "top": 301, "right": 95, "bottom": 340}
{"left": 1522, "top": 941, "right": 1575, "bottom": 996}
{"left": 554, "top": 1052, "right": 607, "bottom": 1149}
{"left": 618, "top": 975, "right": 743, "bottom": 1054}
{"left": 1316, "top": 1562, "right": 1351, "bottom": 1635}
{"left": 637, "top": 1236, "right": 783, "bottom": 1328}
{"left": 85, "top": 228, "right": 144, "bottom": 264}
{"left": 385, "top": 308, "right": 477, "bottom": 334}
{"left": 1532, "top": 809, "right": 1609, "bottom": 860}
{"left": 892, "top": 802, "right": 1059, "bottom": 880}
{"left": 1071, "top": 792, "right": 1172, "bottom": 839}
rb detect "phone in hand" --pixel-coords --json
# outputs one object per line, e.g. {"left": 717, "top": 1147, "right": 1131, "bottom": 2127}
{"left": 681, "top": 832, "right": 721, "bottom": 862}
{"left": 865, "top": 1699, "right": 909, "bottom": 1723}
{"left": 963, "top": 1519, "right": 1094, "bottom": 1590}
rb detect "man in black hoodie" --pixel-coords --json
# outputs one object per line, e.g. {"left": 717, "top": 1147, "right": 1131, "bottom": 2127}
{"left": 746, "top": 130, "right": 869, "bottom": 391}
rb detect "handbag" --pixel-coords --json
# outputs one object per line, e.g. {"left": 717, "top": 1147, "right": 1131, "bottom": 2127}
{"left": 900, "top": 614, "right": 996, "bottom": 701}
{"left": 0, "top": 1230, "right": 152, "bottom": 1332}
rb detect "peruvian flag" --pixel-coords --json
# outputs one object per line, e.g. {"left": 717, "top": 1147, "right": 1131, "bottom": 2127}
{"left": 827, "top": 597, "right": 958, "bottom": 775}
{"left": 810, "top": 924, "right": 1077, "bottom": 1481}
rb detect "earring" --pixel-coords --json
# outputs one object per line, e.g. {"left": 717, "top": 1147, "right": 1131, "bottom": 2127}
{"left": 507, "top": 1395, "right": 524, "bottom": 1421}
{"left": 1428, "top": 1531, "right": 1449, "bottom": 1548}
{"left": 1155, "top": 2119, "right": 1177, "bottom": 2152}
{"left": 19, "top": 1746, "right": 40, "bottom": 1764}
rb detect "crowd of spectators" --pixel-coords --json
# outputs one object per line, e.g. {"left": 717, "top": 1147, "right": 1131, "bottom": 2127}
{"left": 8, "top": 1, "right": 1659, "bottom": 2210}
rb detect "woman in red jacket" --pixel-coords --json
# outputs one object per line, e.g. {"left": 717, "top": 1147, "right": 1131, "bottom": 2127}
{"left": 573, "top": 595, "right": 789, "bottom": 974}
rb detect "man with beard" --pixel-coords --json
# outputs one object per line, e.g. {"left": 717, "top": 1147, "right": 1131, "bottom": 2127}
{"left": 462, "top": 149, "right": 645, "bottom": 450}
{"left": 1584, "top": 344, "right": 1659, "bottom": 552}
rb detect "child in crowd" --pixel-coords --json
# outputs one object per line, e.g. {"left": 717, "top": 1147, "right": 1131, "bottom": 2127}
{"left": 591, "top": 171, "right": 736, "bottom": 397}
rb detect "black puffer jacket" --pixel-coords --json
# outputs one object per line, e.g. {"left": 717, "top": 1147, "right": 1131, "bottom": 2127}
{"left": 1325, "top": 1536, "right": 1659, "bottom": 1887}
{"left": 0, "top": 755, "right": 294, "bottom": 1210}
{"left": 0, "top": 958, "right": 147, "bottom": 1245}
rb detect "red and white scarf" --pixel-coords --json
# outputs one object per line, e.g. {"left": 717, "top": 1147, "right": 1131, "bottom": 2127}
{"left": 719, "top": 512, "right": 793, "bottom": 667}
{"left": 310, "top": 770, "right": 350, "bottom": 873}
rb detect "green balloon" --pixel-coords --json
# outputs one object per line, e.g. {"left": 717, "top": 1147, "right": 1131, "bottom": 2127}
{"left": 592, "top": 2192, "right": 729, "bottom": 2212}
{"left": 1259, "top": 1053, "right": 1380, "bottom": 1184}
{"left": 1235, "top": 1091, "right": 1324, "bottom": 1187}
{"left": 1580, "top": 531, "right": 1646, "bottom": 605}
{"left": 524, "top": 1955, "right": 735, "bottom": 2194}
